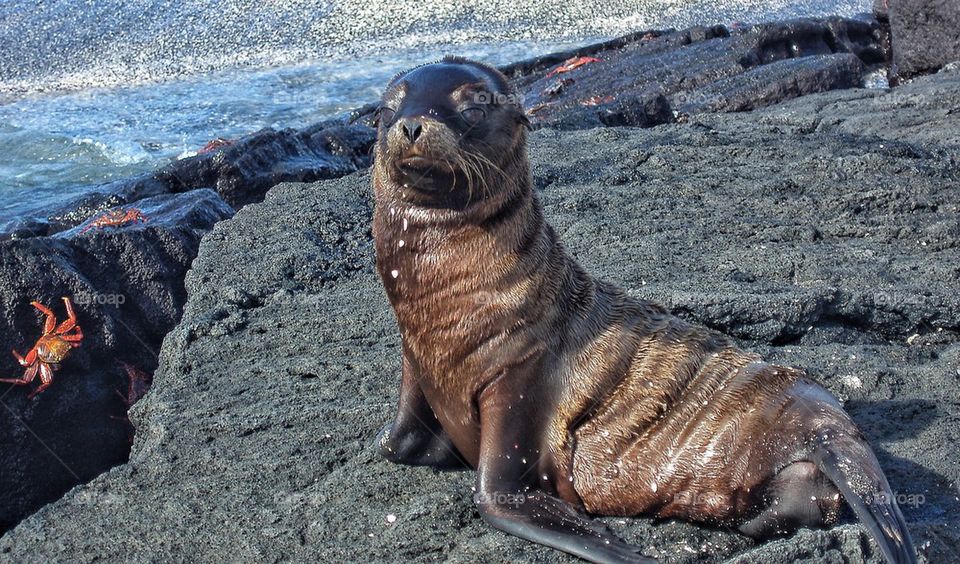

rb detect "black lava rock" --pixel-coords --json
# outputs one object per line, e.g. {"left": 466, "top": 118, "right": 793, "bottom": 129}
{"left": 0, "top": 189, "right": 233, "bottom": 532}
{"left": 888, "top": 0, "right": 960, "bottom": 83}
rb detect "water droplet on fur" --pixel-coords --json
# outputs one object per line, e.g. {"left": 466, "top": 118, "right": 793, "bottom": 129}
{"left": 386, "top": 514, "right": 397, "bottom": 523}
{"left": 402, "top": 218, "right": 409, "bottom": 231}
{"left": 398, "top": 240, "right": 405, "bottom": 248}
{"left": 651, "top": 482, "right": 658, "bottom": 493}
{"left": 391, "top": 270, "right": 399, "bottom": 278}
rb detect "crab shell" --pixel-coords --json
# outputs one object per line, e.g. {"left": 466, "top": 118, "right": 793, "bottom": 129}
{"left": 34, "top": 335, "right": 73, "bottom": 365}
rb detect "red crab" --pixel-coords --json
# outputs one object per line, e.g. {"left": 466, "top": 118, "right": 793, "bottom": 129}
{"left": 117, "top": 361, "right": 153, "bottom": 409}
{"left": 198, "top": 137, "right": 234, "bottom": 154}
{"left": 114, "top": 361, "right": 154, "bottom": 443}
{"left": 1, "top": 297, "right": 83, "bottom": 399}
{"left": 80, "top": 208, "right": 148, "bottom": 233}
{"left": 526, "top": 102, "right": 551, "bottom": 116}
{"left": 546, "top": 56, "right": 601, "bottom": 78}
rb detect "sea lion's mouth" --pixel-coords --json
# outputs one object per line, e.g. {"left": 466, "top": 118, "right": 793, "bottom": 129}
{"left": 397, "top": 156, "right": 436, "bottom": 171}
{"left": 392, "top": 153, "right": 457, "bottom": 193}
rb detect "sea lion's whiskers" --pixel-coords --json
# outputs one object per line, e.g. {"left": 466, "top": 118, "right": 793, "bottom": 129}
{"left": 453, "top": 152, "right": 477, "bottom": 202}
{"left": 466, "top": 150, "right": 511, "bottom": 197}
{"left": 448, "top": 160, "right": 459, "bottom": 194}
{"left": 467, "top": 140, "right": 514, "bottom": 180}
{"left": 458, "top": 152, "right": 486, "bottom": 200}
{"left": 461, "top": 152, "right": 490, "bottom": 203}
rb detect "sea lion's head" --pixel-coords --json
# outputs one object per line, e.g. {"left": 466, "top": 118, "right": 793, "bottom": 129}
{"left": 374, "top": 56, "right": 530, "bottom": 209}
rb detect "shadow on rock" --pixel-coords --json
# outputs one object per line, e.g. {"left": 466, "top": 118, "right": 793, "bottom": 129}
{"left": 0, "top": 189, "right": 233, "bottom": 532}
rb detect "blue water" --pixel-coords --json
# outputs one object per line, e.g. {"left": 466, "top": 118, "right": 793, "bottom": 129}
{"left": 0, "top": 0, "right": 872, "bottom": 223}
{"left": 0, "top": 42, "right": 581, "bottom": 221}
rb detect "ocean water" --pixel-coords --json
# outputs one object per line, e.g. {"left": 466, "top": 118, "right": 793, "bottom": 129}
{"left": 0, "top": 0, "right": 871, "bottom": 223}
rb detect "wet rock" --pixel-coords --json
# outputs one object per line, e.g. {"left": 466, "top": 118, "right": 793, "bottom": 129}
{"left": 1, "top": 71, "right": 957, "bottom": 562}
{"left": 501, "top": 27, "right": 680, "bottom": 91}
{"left": 597, "top": 92, "right": 673, "bottom": 128}
{"left": 671, "top": 53, "right": 864, "bottom": 114}
{"left": 0, "top": 189, "right": 232, "bottom": 531}
{"left": 888, "top": 0, "right": 960, "bottom": 83}
{"left": 58, "top": 189, "right": 234, "bottom": 239}
{"left": 38, "top": 123, "right": 375, "bottom": 235}
{"left": 0, "top": 217, "right": 52, "bottom": 241}
{"left": 521, "top": 17, "right": 884, "bottom": 129}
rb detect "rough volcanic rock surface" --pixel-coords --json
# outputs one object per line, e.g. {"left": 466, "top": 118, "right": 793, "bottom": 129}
{"left": 888, "top": 0, "right": 960, "bottom": 82}
{"left": 2, "top": 71, "right": 959, "bottom": 563}
{"left": 0, "top": 189, "right": 233, "bottom": 532}
{"left": 521, "top": 17, "right": 886, "bottom": 129}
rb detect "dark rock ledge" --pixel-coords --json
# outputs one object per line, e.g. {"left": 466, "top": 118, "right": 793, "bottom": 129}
{"left": 1, "top": 68, "right": 958, "bottom": 562}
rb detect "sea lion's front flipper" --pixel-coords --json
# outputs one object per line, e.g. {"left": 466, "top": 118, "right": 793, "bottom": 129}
{"left": 474, "top": 380, "right": 654, "bottom": 564}
{"left": 377, "top": 350, "right": 468, "bottom": 470}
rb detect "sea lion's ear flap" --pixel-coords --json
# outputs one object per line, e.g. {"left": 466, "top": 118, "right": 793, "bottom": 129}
{"left": 518, "top": 113, "right": 533, "bottom": 130}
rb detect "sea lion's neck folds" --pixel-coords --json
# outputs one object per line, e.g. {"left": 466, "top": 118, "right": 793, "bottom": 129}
{"left": 373, "top": 170, "right": 559, "bottom": 373}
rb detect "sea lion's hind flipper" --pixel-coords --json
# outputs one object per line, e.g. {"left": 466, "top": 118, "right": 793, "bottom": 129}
{"left": 814, "top": 436, "right": 918, "bottom": 564}
{"left": 738, "top": 461, "right": 841, "bottom": 538}
{"left": 477, "top": 491, "right": 655, "bottom": 564}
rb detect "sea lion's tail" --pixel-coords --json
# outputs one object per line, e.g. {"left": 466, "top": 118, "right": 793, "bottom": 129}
{"left": 813, "top": 432, "right": 917, "bottom": 564}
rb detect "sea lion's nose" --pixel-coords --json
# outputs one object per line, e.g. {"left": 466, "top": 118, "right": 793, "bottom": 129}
{"left": 399, "top": 117, "right": 423, "bottom": 142}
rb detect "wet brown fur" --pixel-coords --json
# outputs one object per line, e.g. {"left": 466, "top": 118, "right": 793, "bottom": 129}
{"left": 372, "top": 59, "right": 915, "bottom": 563}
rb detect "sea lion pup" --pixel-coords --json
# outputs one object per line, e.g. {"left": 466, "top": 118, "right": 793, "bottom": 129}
{"left": 371, "top": 56, "right": 917, "bottom": 564}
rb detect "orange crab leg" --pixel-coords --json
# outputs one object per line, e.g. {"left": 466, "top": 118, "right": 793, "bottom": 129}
{"left": 0, "top": 363, "right": 39, "bottom": 386}
{"left": 30, "top": 301, "right": 57, "bottom": 334}
{"left": 55, "top": 297, "right": 78, "bottom": 333}
{"left": 12, "top": 347, "right": 37, "bottom": 367}
{"left": 62, "top": 326, "right": 84, "bottom": 343}
{"left": 27, "top": 364, "right": 54, "bottom": 399}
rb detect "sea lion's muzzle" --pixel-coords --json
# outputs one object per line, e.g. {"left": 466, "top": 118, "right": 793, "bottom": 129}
{"left": 384, "top": 115, "right": 458, "bottom": 192}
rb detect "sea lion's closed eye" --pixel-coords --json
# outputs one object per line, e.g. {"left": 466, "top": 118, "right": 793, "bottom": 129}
{"left": 460, "top": 107, "right": 485, "bottom": 125}
{"left": 377, "top": 107, "right": 396, "bottom": 126}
